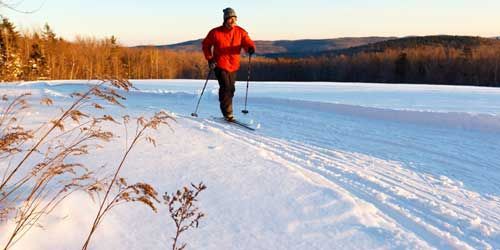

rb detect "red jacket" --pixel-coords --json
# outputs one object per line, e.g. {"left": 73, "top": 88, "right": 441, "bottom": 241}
{"left": 202, "top": 25, "right": 255, "bottom": 73}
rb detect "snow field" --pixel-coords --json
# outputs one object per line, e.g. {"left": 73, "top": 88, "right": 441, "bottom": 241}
{"left": 1, "top": 80, "right": 499, "bottom": 249}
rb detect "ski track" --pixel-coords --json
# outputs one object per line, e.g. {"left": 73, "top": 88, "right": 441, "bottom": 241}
{"left": 194, "top": 117, "right": 499, "bottom": 250}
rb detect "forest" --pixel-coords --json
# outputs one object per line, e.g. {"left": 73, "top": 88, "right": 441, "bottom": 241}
{"left": 1, "top": 18, "right": 499, "bottom": 86}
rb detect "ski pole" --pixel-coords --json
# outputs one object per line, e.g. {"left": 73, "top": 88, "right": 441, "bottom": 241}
{"left": 191, "top": 69, "right": 212, "bottom": 117}
{"left": 242, "top": 55, "right": 252, "bottom": 114}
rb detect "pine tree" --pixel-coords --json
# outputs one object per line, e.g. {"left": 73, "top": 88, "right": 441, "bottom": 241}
{"left": 41, "top": 23, "right": 57, "bottom": 79}
{"left": 26, "top": 42, "right": 48, "bottom": 79}
{"left": 107, "top": 35, "right": 122, "bottom": 77}
{"left": 42, "top": 23, "right": 56, "bottom": 43}
{"left": 0, "top": 18, "right": 23, "bottom": 81}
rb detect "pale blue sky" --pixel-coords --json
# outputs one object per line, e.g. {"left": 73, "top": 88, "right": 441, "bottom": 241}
{"left": 2, "top": 0, "right": 499, "bottom": 46}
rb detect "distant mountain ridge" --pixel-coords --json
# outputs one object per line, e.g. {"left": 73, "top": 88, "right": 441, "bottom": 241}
{"left": 137, "top": 35, "right": 500, "bottom": 59}
{"left": 316, "top": 35, "right": 500, "bottom": 57}
{"left": 143, "top": 37, "right": 395, "bottom": 56}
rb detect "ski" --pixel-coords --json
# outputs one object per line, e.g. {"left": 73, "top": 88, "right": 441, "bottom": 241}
{"left": 212, "top": 117, "right": 257, "bottom": 131}
{"left": 229, "top": 119, "right": 256, "bottom": 131}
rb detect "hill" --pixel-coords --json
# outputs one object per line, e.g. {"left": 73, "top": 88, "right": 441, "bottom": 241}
{"left": 316, "top": 35, "right": 500, "bottom": 57}
{"left": 141, "top": 36, "right": 500, "bottom": 59}
{"left": 144, "top": 37, "right": 394, "bottom": 56}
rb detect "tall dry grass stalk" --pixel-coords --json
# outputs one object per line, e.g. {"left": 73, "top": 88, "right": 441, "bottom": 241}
{"left": 81, "top": 110, "right": 173, "bottom": 250}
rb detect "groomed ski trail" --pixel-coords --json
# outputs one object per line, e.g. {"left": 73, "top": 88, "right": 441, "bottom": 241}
{"left": 195, "top": 117, "right": 499, "bottom": 250}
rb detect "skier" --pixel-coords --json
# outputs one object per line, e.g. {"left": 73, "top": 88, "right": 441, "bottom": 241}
{"left": 202, "top": 7, "right": 256, "bottom": 122}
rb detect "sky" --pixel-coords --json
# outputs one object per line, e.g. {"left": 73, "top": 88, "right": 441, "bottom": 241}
{"left": 2, "top": 0, "right": 500, "bottom": 46}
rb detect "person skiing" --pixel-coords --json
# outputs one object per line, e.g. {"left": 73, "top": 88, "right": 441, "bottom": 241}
{"left": 202, "top": 7, "right": 256, "bottom": 122}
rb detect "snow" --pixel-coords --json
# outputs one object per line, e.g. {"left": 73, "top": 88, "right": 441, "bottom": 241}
{"left": 1, "top": 80, "right": 499, "bottom": 249}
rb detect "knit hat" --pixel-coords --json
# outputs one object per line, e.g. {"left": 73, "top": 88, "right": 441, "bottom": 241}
{"left": 223, "top": 8, "right": 237, "bottom": 21}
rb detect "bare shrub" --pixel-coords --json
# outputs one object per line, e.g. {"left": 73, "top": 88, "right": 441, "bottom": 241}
{"left": 164, "top": 182, "right": 207, "bottom": 250}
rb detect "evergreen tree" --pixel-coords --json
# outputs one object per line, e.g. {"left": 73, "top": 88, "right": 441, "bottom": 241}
{"left": 0, "top": 17, "right": 23, "bottom": 81}
{"left": 107, "top": 35, "right": 121, "bottom": 77}
{"left": 26, "top": 42, "right": 48, "bottom": 79}
{"left": 42, "top": 23, "right": 56, "bottom": 43}
{"left": 41, "top": 23, "right": 57, "bottom": 79}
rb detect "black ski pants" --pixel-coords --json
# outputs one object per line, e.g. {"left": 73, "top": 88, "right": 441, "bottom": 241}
{"left": 214, "top": 67, "right": 237, "bottom": 118}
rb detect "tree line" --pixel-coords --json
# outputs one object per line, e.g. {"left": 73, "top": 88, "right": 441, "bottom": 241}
{"left": 0, "top": 18, "right": 208, "bottom": 81}
{"left": 246, "top": 44, "right": 500, "bottom": 86}
{"left": 1, "top": 18, "right": 500, "bottom": 86}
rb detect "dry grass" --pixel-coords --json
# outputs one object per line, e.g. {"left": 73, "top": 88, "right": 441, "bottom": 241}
{"left": 0, "top": 78, "right": 135, "bottom": 249}
{"left": 1, "top": 78, "right": 205, "bottom": 250}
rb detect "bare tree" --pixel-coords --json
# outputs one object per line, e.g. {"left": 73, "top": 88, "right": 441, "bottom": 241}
{"left": 0, "top": 0, "right": 45, "bottom": 15}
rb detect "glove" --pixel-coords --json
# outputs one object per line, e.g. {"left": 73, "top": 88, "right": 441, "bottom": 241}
{"left": 248, "top": 47, "right": 255, "bottom": 56}
{"left": 208, "top": 58, "right": 217, "bottom": 70}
